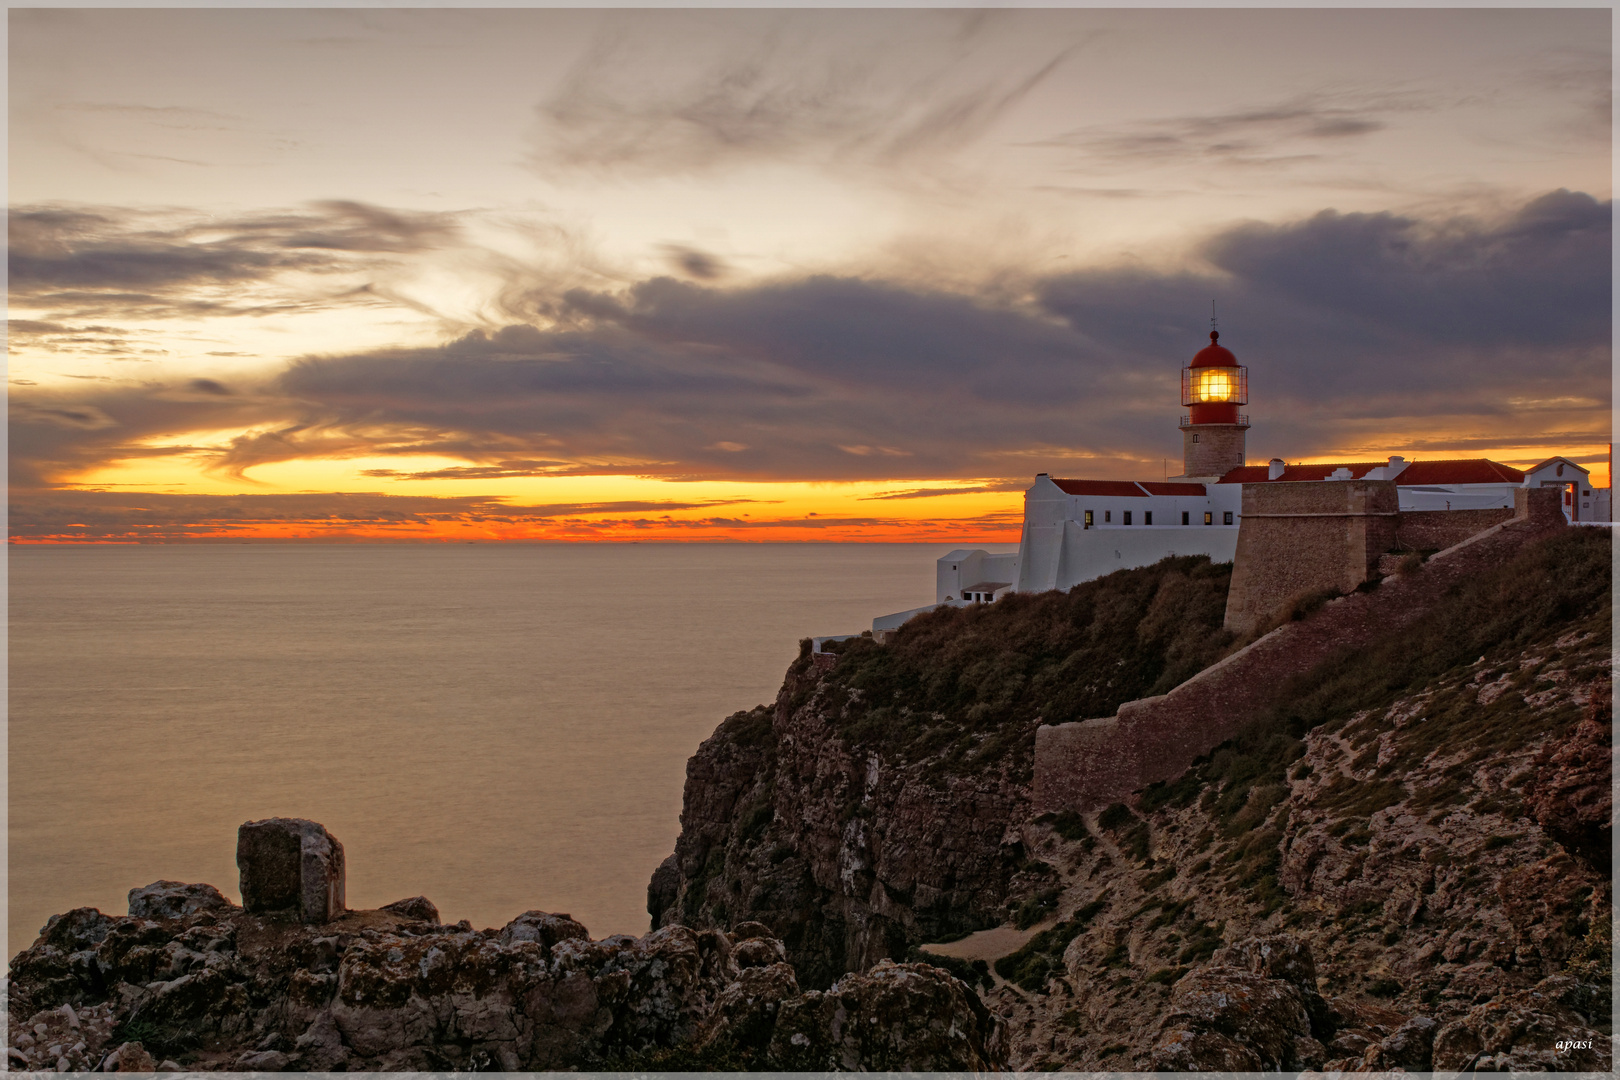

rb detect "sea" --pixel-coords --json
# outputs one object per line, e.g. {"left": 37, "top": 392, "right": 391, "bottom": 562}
{"left": 7, "top": 542, "right": 1015, "bottom": 959}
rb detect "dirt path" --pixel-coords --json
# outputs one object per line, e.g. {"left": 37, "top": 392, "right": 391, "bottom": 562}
{"left": 918, "top": 921, "right": 1052, "bottom": 963}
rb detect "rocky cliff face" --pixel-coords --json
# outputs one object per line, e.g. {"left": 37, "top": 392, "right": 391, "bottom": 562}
{"left": 8, "top": 895, "right": 1002, "bottom": 1072}
{"left": 648, "top": 673, "right": 1035, "bottom": 991}
{"left": 653, "top": 528, "right": 1613, "bottom": 1070}
{"left": 650, "top": 555, "right": 1237, "bottom": 989}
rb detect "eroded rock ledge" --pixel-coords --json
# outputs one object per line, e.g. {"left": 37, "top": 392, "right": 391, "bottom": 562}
{"left": 7, "top": 825, "right": 1003, "bottom": 1072}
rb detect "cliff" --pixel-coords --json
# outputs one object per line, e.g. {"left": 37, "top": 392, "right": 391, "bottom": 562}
{"left": 649, "top": 555, "right": 1238, "bottom": 988}
{"left": 653, "top": 526, "right": 1612, "bottom": 1070}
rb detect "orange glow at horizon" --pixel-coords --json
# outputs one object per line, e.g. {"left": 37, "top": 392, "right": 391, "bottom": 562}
{"left": 23, "top": 436, "right": 1610, "bottom": 544}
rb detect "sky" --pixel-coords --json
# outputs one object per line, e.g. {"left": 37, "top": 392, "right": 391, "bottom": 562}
{"left": 8, "top": 7, "right": 1613, "bottom": 543}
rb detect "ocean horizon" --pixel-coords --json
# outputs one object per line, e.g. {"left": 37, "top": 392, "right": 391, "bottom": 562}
{"left": 8, "top": 541, "right": 1016, "bottom": 958}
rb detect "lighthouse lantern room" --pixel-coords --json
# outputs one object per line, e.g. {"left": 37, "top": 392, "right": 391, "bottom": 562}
{"left": 1177, "top": 330, "right": 1250, "bottom": 479}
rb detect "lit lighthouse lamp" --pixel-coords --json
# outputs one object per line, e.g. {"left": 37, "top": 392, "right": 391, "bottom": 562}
{"left": 1181, "top": 330, "right": 1248, "bottom": 425}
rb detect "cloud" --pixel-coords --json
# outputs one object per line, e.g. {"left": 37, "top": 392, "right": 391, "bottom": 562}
{"left": 862, "top": 481, "right": 1028, "bottom": 500}
{"left": 528, "top": 11, "right": 1074, "bottom": 178}
{"left": 9, "top": 200, "right": 462, "bottom": 322}
{"left": 11, "top": 190, "right": 1608, "bottom": 503}
{"left": 1038, "top": 88, "right": 1430, "bottom": 172}
{"left": 661, "top": 244, "right": 727, "bottom": 280}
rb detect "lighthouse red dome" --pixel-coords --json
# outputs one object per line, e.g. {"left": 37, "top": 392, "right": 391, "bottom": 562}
{"left": 1190, "top": 330, "right": 1238, "bottom": 368}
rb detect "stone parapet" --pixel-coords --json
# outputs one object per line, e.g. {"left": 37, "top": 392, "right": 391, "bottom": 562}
{"left": 1033, "top": 512, "right": 1566, "bottom": 815}
{"left": 1394, "top": 507, "right": 1515, "bottom": 551}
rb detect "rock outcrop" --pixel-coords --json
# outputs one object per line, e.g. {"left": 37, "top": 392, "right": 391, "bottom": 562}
{"left": 8, "top": 827, "right": 1003, "bottom": 1072}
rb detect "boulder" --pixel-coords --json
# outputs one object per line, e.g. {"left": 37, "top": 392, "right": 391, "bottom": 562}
{"left": 236, "top": 818, "right": 345, "bottom": 923}
{"left": 127, "top": 881, "right": 234, "bottom": 921}
{"left": 497, "top": 910, "right": 591, "bottom": 951}
{"left": 1151, "top": 1027, "right": 1265, "bottom": 1071}
{"left": 1376, "top": 1014, "right": 1438, "bottom": 1070}
{"left": 1216, "top": 933, "right": 1333, "bottom": 1036}
{"left": 733, "top": 937, "right": 788, "bottom": 969}
{"left": 38, "top": 907, "right": 115, "bottom": 952}
{"left": 1148, "top": 964, "right": 1312, "bottom": 1069}
{"left": 107, "top": 1041, "right": 156, "bottom": 1072}
{"left": 700, "top": 962, "right": 801, "bottom": 1058}
{"left": 765, "top": 960, "right": 1001, "bottom": 1071}
{"left": 379, "top": 896, "right": 439, "bottom": 923}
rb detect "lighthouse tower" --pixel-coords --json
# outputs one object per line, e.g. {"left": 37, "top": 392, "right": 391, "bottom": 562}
{"left": 1177, "top": 330, "right": 1249, "bottom": 479}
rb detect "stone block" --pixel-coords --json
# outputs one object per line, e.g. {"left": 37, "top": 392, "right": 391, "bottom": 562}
{"left": 236, "top": 818, "right": 345, "bottom": 923}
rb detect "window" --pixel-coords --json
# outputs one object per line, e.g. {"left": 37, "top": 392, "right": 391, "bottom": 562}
{"left": 1192, "top": 434, "right": 1200, "bottom": 443}
{"left": 1204, "top": 512, "right": 1212, "bottom": 525}
{"left": 1105, "top": 510, "right": 1111, "bottom": 523}
{"left": 1224, "top": 511, "right": 1234, "bottom": 525}
{"left": 1144, "top": 511, "right": 1153, "bottom": 525}
{"left": 1084, "top": 510, "right": 1093, "bottom": 528}
{"left": 1181, "top": 511, "right": 1189, "bottom": 525}
{"left": 1123, "top": 511, "right": 1133, "bottom": 525}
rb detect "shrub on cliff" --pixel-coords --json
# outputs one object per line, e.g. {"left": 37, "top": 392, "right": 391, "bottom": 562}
{"left": 820, "top": 555, "right": 1235, "bottom": 774}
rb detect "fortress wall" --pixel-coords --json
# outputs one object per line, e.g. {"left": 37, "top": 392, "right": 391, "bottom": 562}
{"left": 1395, "top": 507, "right": 1516, "bottom": 551}
{"left": 1222, "top": 480, "right": 1400, "bottom": 636}
{"left": 1033, "top": 494, "right": 1565, "bottom": 815}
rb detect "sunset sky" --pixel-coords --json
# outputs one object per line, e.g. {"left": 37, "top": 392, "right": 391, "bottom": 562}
{"left": 10, "top": 7, "right": 1612, "bottom": 542}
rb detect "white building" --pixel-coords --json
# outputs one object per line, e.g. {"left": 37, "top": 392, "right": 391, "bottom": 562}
{"left": 874, "top": 332, "right": 1610, "bottom": 633}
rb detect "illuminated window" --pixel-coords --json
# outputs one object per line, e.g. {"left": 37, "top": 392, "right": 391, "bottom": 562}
{"left": 1084, "top": 510, "right": 1093, "bottom": 527}
{"left": 1204, "top": 512, "right": 1212, "bottom": 525}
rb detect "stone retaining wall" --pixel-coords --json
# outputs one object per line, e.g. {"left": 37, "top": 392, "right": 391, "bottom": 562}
{"left": 1032, "top": 486, "right": 1565, "bottom": 815}
{"left": 1394, "top": 506, "right": 1516, "bottom": 552}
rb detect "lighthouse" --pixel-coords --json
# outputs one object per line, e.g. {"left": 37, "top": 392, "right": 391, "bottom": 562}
{"left": 1176, "top": 330, "right": 1249, "bottom": 479}
{"left": 871, "top": 323, "right": 1575, "bottom": 634}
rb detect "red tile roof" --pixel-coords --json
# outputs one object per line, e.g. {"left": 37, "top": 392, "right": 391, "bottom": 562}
{"left": 1050, "top": 479, "right": 1148, "bottom": 497}
{"left": 1399, "top": 459, "right": 1524, "bottom": 484}
{"left": 1216, "top": 458, "right": 1524, "bottom": 485}
{"left": 1137, "top": 481, "right": 1210, "bottom": 496}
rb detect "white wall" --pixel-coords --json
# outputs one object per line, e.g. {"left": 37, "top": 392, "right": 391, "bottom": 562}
{"left": 1050, "top": 521, "right": 1239, "bottom": 591}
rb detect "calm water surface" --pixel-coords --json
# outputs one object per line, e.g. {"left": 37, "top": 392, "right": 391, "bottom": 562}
{"left": 9, "top": 543, "right": 1014, "bottom": 958}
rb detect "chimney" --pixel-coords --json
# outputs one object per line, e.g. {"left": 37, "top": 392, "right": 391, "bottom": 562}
{"left": 1385, "top": 455, "right": 1407, "bottom": 478}
{"left": 1267, "top": 458, "right": 1285, "bottom": 480}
